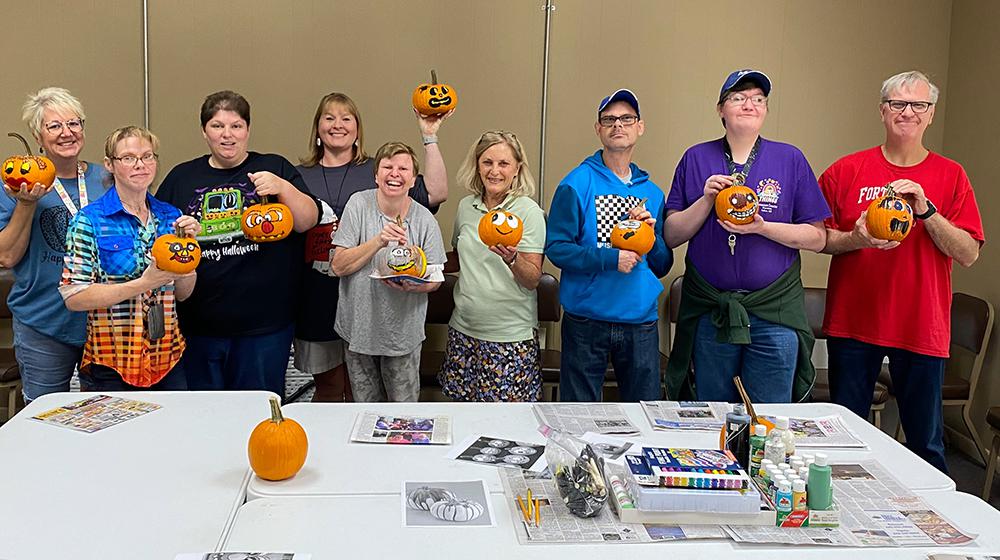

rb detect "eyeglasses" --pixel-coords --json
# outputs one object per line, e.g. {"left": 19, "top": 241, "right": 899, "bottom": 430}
{"left": 725, "top": 93, "right": 768, "bottom": 107}
{"left": 43, "top": 118, "right": 85, "bottom": 135}
{"left": 882, "top": 100, "right": 934, "bottom": 113}
{"left": 111, "top": 153, "right": 158, "bottom": 166}
{"left": 598, "top": 114, "right": 639, "bottom": 127}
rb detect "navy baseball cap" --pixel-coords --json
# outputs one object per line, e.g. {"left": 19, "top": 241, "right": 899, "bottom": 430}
{"left": 719, "top": 69, "right": 772, "bottom": 102}
{"left": 598, "top": 89, "right": 640, "bottom": 117}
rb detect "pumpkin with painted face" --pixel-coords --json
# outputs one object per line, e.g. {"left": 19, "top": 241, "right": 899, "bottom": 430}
{"left": 151, "top": 227, "right": 201, "bottom": 274}
{"left": 866, "top": 184, "right": 913, "bottom": 242}
{"left": 387, "top": 245, "right": 428, "bottom": 278}
{"left": 715, "top": 184, "right": 759, "bottom": 225}
{"left": 478, "top": 209, "right": 523, "bottom": 247}
{"left": 2, "top": 133, "right": 56, "bottom": 193}
{"left": 610, "top": 219, "right": 655, "bottom": 255}
{"left": 412, "top": 69, "right": 458, "bottom": 116}
{"left": 242, "top": 197, "right": 294, "bottom": 242}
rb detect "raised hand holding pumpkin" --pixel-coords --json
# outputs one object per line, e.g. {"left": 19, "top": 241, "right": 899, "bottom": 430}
{"left": 3, "top": 132, "right": 56, "bottom": 194}
{"left": 412, "top": 69, "right": 458, "bottom": 116}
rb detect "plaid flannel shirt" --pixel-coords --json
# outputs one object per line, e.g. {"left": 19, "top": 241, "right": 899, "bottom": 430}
{"left": 61, "top": 187, "right": 186, "bottom": 387}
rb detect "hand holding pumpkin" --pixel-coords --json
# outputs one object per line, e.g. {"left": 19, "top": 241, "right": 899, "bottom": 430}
{"left": 3, "top": 180, "right": 53, "bottom": 204}
{"left": 173, "top": 215, "right": 201, "bottom": 238}
{"left": 853, "top": 210, "right": 900, "bottom": 250}
{"left": 378, "top": 221, "right": 408, "bottom": 247}
{"left": 247, "top": 171, "right": 290, "bottom": 197}
{"left": 490, "top": 244, "right": 518, "bottom": 265}
{"left": 717, "top": 212, "right": 767, "bottom": 235}
{"left": 703, "top": 174, "right": 735, "bottom": 200}
{"left": 139, "top": 259, "right": 193, "bottom": 290}
{"left": 617, "top": 249, "right": 641, "bottom": 274}
{"left": 414, "top": 107, "right": 455, "bottom": 137}
{"left": 888, "top": 179, "right": 930, "bottom": 216}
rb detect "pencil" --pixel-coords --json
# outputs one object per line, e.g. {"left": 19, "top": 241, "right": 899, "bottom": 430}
{"left": 526, "top": 489, "right": 533, "bottom": 517}
{"left": 534, "top": 498, "right": 540, "bottom": 526}
{"left": 516, "top": 495, "right": 530, "bottom": 524}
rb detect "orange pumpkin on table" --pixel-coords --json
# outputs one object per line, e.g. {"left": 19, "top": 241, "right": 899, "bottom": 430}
{"left": 2, "top": 132, "right": 56, "bottom": 193}
{"left": 715, "top": 182, "right": 759, "bottom": 225}
{"left": 151, "top": 227, "right": 201, "bottom": 274}
{"left": 478, "top": 209, "right": 523, "bottom": 248}
{"left": 242, "top": 196, "right": 294, "bottom": 242}
{"left": 412, "top": 69, "right": 458, "bottom": 116}
{"left": 866, "top": 184, "right": 913, "bottom": 242}
{"left": 610, "top": 219, "right": 655, "bottom": 255}
{"left": 247, "top": 396, "right": 308, "bottom": 481}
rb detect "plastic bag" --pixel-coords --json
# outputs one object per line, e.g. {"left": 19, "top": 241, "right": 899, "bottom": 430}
{"left": 539, "top": 424, "right": 608, "bottom": 518}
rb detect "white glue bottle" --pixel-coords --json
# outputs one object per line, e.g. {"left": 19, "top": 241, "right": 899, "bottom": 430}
{"left": 763, "top": 428, "right": 786, "bottom": 466}
{"left": 773, "top": 416, "right": 796, "bottom": 458}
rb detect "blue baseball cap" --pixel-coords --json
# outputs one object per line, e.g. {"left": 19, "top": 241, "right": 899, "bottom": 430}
{"left": 719, "top": 69, "right": 772, "bottom": 102}
{"left": 598, "top": 89, "right": 640, "bottom": 117}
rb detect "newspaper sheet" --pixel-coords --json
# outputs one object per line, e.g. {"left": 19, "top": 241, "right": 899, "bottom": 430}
{"left": 349, "top": 411, "right": 451, "bottom": 444}
{"left": 927, "top": 555, "right": 1000, "bottom": 560}
{"left": 725, "top": 460, "right": 976, "bottom": 547}
{"left": 533, "top": 403, "right": 640, "bottom": 435}
{"left": 175, "top": 554, "right": 310, "bottom": 560}
{"left": 640, "top": 401, "right": 732, "bottom": 431}
{"left": 31, "top": 394, "right": 161, "bottom": 433}
{"left": 759, "top": 414, "right": 867, "bottom": 448}
{"left": 499, "top": 468, "right": 726, "bottom": 544}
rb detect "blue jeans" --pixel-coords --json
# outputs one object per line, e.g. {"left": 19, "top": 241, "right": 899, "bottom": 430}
{"left": 693, "top": 314, "right": 797, "bottom": 403}
{"left": 79, "top": 363, "right": 188, "bottom": 391}
{"left": 827, "top": 337, "right": 947, "bottom": 473}
{"left": 12, "top": 318, "right": 82, "bottom": 403}
{"left": 180, "top": 324, "right": 294, "bottom": 396}
{"left": 559, "top": 312, "right": 662, "bottom": 402}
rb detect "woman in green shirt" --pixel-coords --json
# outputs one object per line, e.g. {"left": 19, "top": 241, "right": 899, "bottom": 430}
{"left": 439, "top": 131, "right": 546, "bottom": 401}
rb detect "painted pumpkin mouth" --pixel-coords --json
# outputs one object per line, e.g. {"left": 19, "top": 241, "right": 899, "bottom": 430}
{"left": 170, "top": 254, "right": 194, "bottom": 263}
{"left": 428, "top": 97, "right": 452, "bottom": 108}
{"left": 622, "top": 230, "right": 636, "bottom": 240}
{"left": 889, "top": 218, "right": 910, "bottom": 234}
{"left": 727, "top": 207, "right": 757, "bottom": 220}
{"left": 494, "top": 227, "right": 513, "bottom": 235}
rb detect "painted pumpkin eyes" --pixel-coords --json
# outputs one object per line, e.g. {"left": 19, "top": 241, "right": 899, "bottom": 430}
{"left": 491, "top": 213, "right": 506, "bottom": 226}
{"left": 893, "top": 200, "right": 905, "bottom": 211}
{"left": 20, "top": 162, "right": 31, "bottom": 174}
{"left": 245, "top": 208, "right": 284, "bottom": 228}
{"left": 506, "top": 215, "right": 519, "bottom": 229}
{"left": 169, "top": 242, "right": 183, "bottom": 253}
{"left": 3, "top": 163, "right": 12, "bottom": 174}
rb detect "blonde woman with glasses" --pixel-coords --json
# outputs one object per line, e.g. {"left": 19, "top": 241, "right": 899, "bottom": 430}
{"left": 438, "top": 131, "right": 546, "bottom": 402}
{"left": 0, "top": 87, "right": 109, "bottom": 402}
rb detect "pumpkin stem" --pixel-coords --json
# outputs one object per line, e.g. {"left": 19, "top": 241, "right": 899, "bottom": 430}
{"left": 7, "top": 132, "right": 32, "bottom": 155}
{"left": 268, "top": 396, "right": 284, "bottom": 424}
{"left": 431, "top": 69, "right": 438, "bottom": 84}
{"left": 884, "top": 183, "right": 896, "bottom": 197}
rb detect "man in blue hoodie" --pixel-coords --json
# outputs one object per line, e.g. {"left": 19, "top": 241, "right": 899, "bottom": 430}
{"left": 546, "top": 89, "right": 673, "bottom": 402}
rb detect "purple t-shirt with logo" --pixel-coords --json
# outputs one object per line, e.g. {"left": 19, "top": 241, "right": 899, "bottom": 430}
{"left": 666, "top": 138, "right": 831, "bottom": 291}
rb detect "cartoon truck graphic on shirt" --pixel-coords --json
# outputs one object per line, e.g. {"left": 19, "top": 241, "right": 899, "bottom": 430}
{"left": 198, "top": 187, "right": 243, "bottom": 242}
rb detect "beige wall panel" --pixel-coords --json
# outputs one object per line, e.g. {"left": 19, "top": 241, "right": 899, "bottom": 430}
{"left": 148, "top": 0, "right": 545, "bottom": 250}
{"left": 0, "top": 0, "right": 143, "bottom": 166}
{"left": 942, "top": 0, "right": 1000, "bottom": 458}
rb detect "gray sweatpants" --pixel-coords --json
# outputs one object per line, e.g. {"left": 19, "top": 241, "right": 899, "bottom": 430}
{"left": 344, "top": 347, "right": 421, "bottom": 402}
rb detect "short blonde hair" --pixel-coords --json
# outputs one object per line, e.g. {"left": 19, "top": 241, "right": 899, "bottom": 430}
{"left": 373, "top": 141, "right": 420, "bottom": 176}
{"left": 104, "top": 125, "right": 160, "bottom": 159}
{"left": 881, "top": 70, "right": 939, "bottom": 103}
{"left": 22, "top": 87, "right": 86, "bottom": 141}
{"left": 456, "top": 130, "right": 536, "bottom": 200}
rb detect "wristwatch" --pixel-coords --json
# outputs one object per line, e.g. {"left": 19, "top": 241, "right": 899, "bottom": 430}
{"left": 914, "top": 199, "right": 937, "bottom": 220}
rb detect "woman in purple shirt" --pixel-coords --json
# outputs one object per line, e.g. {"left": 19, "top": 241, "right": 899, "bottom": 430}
{"left": 664, "top": 70, "right": 830, "bottom": 404}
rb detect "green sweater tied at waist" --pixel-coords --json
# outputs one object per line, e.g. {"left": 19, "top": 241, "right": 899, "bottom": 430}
{"left": 664, "top": 256, "right": 815, "bottom": 402}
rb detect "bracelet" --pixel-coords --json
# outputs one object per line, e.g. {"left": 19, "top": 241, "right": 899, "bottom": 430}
{"left": 422, "top": 135, "right": 438, "bottom": 145}
{"left": 506, "top": 252, "right": 518, "bottom": 267}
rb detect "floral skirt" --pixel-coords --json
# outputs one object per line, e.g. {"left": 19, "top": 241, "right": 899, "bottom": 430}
{"left": 438, "top": 327, "right": 542, "bottom": 402}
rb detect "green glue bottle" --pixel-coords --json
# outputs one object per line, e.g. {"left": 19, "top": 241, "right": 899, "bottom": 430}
{"left": 749, "top": 423, "right": 767, "bottom": 476}
{"left": 807, "top": 452, "right": 833, "bottom": 510}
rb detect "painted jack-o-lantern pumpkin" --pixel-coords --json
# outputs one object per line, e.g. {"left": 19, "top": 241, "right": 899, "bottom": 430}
{"left": 387, "top": 245, "right": 428, "bottom": 278}
{"left": 412, "top": 69, "right": 458, "bottom": 116}
{"left": 151, "top": 227, "right": 201, "bottom": 274}
{"left": 866, "top": 184, "right": 913, "bottom": 242}
{"left": 247, "top": 396, "right": 308, "bottom": 481}
{"left": 610, "top": 219, "right": 655, "bottom": 255}
{"left": 2, "top": 133, "right": 56, "bottom": 193}
{"left": 478, "top": 209, "right": 523, "bottom": 247}
{"left": 429, "top": 498, "right": 485, "bottom": 522}
{"left": 715, "top": 183, "right": 759, "bottom": 225}
{"left": 242, "top": 196, "right": 294, "bottom": 242}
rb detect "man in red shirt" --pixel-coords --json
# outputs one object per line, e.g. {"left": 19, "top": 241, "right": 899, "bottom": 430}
{"left": 820, "top": 71, "right": 984, "bottom": 473}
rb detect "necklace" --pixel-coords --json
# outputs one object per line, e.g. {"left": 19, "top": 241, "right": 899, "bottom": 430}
{"left": 722, "top": 136, "right": 761, "bottom": 185}
{"left": 320, "top": 161, "right": 352, "bottom": 214}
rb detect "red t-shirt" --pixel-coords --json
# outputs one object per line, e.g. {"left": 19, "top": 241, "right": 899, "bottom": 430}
{"left": 819, "top": 146, "right": 984, "bottom": 357}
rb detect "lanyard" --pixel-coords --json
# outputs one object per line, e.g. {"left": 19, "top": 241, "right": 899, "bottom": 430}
{"left": 51, "top": 163, "right": 88, "bottom": 216}
{"left": 722, "top": 136, "right": 761, "bottom": 186}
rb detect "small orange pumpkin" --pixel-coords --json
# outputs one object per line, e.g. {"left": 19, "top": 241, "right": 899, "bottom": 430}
{"left": 715, "top": 182, "right": 759, "bottom": 225}
{"left": 412, "top": 69, "right": 458, "bottom": 116}
{"left": 242, "top": 196, "right": 294, "bottom": 242}
{"left": 478, "top": 209, "right": 523, "bottom": 247}
{"left": 151, "top": 227, "right": 201, "bottom": 274}
{"left": 866, "top": 184, "right": 913, "bottom": 242}
{"left": 247, "top": 396, "right": 308, "bottom": 481}
{"left": 387, "top": 245, "right": 428, "bottom": 278}
{"left": 2, "top": 133, "right": 56, "bottom": 193}
{"left": 610, "top": 219, "right": 655, "bottom": 255}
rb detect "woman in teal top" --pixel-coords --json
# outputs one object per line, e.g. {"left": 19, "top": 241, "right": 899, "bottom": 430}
{"left": 439, "top": 131, "right": 546, "bottom": 401}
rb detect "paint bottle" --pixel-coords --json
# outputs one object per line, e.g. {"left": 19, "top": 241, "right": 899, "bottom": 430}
{"left": 798, "top": 466, "right": 810, "bottom": 483}
{"left": 759, "top": 459, "right": 774, "bottom": 486}
{"left": 770, "top": 474, "right": 787, "bottom": 502}
{"left": 775, "top": 480, "right": 793, "bottom": 520}
{"left": 749, "top": 424, "right": 767, "bottom": 476}
{"left": 763, "top": 431, "right": 785, "bottom": 467}
{"left": 773, "top": 416, "right": 796, "bottom": 459}
{"left": 791, "top": 459, "right": 805, "bottom": 472}
{"left": 807, "top": 452, "right": 833, "bottom": 511}
{"left": 724, "top": 404, "right": 752, "bottom": 469}
{"left": 792, "top": 479, "right": 808, "bottom": 511}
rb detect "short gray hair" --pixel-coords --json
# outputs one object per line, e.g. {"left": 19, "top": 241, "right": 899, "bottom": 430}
{"left": 22, "top": 87, "right": 86, "bottom": 141}
{"left": 880, "top": 71, "right": 939, "bottom": 103}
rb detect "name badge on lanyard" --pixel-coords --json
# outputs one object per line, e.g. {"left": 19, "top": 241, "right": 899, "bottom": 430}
{"left": 51, "top": 163, "right": 89, "bottom": 216}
